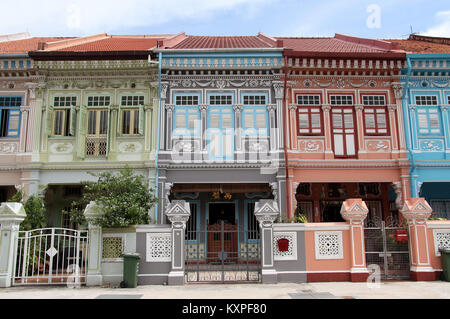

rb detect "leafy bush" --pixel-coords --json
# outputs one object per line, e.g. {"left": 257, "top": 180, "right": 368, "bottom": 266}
{"left": 67, "top": 168, "right": 158, "bottom": 228}
{"left": 8, "top": 189, "right": 47, "bottom": 231}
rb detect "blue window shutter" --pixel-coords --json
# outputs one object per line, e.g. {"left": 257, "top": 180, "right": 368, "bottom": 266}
{"left": 7, "top": 109, "right": 21, "bottom": 137}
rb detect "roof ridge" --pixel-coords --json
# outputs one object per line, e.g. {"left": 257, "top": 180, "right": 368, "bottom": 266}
{"left": 41, "top": 33, "right": 108, "bottom": 51}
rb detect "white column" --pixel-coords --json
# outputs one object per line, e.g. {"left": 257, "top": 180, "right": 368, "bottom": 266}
{"left": 0, "top": 202, "right": 26, "bottom": 287}
{"left": 83, "top": 201, "right": 104, "bottom": 286}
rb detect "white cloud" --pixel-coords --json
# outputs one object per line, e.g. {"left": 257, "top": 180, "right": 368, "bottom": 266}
{"left": 423, "top": 10, "right": 450, "bottom": 37}
{"left": 0, "top": 0, "right": 276, "bottom": 36}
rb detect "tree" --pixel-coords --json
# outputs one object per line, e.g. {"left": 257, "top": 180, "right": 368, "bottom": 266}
{"left": 68, "top": 168, "right": 158, "bottom": 228}
{"left": 8, "top": 189, "right": 47, "bottom": 231}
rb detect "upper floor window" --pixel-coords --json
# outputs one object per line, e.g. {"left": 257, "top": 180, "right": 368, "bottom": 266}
{"left": 416, "top": 95, "right": 438, "bottom": 106}
{"left": 330, "top": 95, "right": 353, "bottom": 105}
{"left": 297, "top": 95, "right": 320, "bottom": 105}
{"left": 243, "top": 95, "right": 266, "bottom": 105}
{"left": 209, "top": 95, "right": 232, "bottom": 105}
{"left": 296, "top": 95, "right": 322, "bottom": 135}
{"left": 53, "top": 96, "right": 77, "bottom": 136}
{"left": 362, "top": 95, "right": 388, "bottom": 136}
{"left": 0, "top": 96, "right": 22, "bottom": 138}
{"left": 417, "top": 108, "right": 441, "bottom": 134}
{"left": 174, "top": 94, "right": 200, "bottom": 136}
{"left": 175, "top": 95, "right": 198, "bottom": 106}
{"left": 87, "top": 96, "right": 110, "bottom": 107}
{"left": 242, "top": 94, "right": 268, "bottom": 136}
{"left": 120, "top": 95, "right": 144, "bottom": 135}
{"left": 298, "top": 108, "right": 322, "bottom": 135}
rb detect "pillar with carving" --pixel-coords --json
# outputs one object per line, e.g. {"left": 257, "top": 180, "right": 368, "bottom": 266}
{"left": 340, "top": 198, "right": 370, "bottom": 282}
{"left": 254, "top": 200, "right": 280, "bottom": 284}
{"left": 400, "top": 198, "right": 435, "bottom": 281}
{"left": 83, "top": 201, "right": 104, "bottom": 286}
{"left": 321, "top": 104, "right": 333, "bottom": 159}
{"left": 165, "top": 200, "right": 190, "bottom": 285}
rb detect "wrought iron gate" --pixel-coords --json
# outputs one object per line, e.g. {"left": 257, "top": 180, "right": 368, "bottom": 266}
{"left": 364, "top": 217, "right": 410, "bottom": 280}
{"left": 13, "top": 228, "right": 88, "bottom": 286}
{"left": 185, "top": 221, "right": 261, "bottom": 283}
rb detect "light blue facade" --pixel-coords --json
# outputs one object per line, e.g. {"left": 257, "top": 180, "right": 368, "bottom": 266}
{"left": 402, "top": 53, "right": 450, "bottom": 218}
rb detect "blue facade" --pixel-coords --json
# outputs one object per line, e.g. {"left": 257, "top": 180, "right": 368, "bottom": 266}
{"left": 402, "top": 53, "right": 450, "bottom": 218}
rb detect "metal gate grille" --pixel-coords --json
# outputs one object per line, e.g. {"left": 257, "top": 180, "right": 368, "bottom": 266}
{"left": 13, "top": 228, "right": 88, "bottom": 286}
{"left": 185, "top": 221, "right": 261, "bottom": 283}
{"left": 365, "top": 217, "right": 410, "bottom": 280}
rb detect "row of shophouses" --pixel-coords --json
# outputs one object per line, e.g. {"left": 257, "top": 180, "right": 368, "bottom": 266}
{"left": 1, "top": 31, "right": 450, "bottom": 286}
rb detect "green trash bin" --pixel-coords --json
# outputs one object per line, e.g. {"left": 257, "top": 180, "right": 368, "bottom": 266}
{"left": 121, "top": 253, "right": 141, "bottom": 288}
{"left": 439, "top": 248, "right": 450, "bottom": 282}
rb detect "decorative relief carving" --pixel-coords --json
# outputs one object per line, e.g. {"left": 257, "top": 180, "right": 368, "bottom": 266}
{"left": 146, "top": 233, "right": 172, "bottom": 262}
{"left": 0, "top": 142, "right": 18, "bottom": 153}
{"left": 118, "top": 142, "right": 143, "bottom": 153}
{"left": 173, "top": 139, "right": 200, "bottom": 152}
{"left": 273, "top": 232, "right": 297, "bottom": 261}
{"left": 50, "top": 142, "right": 74, "bottom": 154}
{"left": 169, "top": 79, "right": 273, "bottom": 89}
{"left": 420, "top": 140, "right": 444, "bottom": 152}
{"left": 314, "top": 231, "right": 344, "bottom": 260}
{"left": 299, "top": 140, "right": 323, "bottom": 153}
{"left": 366, "top": 140, "right": 390, "bottom": 152}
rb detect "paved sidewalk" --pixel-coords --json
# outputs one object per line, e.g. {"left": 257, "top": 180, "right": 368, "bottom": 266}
{"left": 0, "top": 281, "right": 449, "bottom": 299}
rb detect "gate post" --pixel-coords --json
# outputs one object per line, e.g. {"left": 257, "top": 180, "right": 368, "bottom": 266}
{"left": 340, "top": 198, "right": 370, "bottom": 282}
{"left": 0, "top": 202, "right": 26, "bottom": 288}
{"left": 165, "top": 200, "right": 190, "bottom": 285}
{"left": 254, "top": 200, "right": 279, "bottom": 284}
{"left": 400, "top": 198, "right": 434, "bottom": 281}
{"left": 84, "top": 201, "right": 104, "bottom": 286}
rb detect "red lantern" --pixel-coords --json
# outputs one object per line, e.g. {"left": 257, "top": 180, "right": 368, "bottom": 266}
{"left": 277, "top": 238, "right": 290, "bottom": 252}
{"left": 395, "top": 229, "right": 408, "bottom": 243}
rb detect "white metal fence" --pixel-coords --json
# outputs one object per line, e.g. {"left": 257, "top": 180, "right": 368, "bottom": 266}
{"left": 13, "top": 228, "right": 89, "bottom": 286}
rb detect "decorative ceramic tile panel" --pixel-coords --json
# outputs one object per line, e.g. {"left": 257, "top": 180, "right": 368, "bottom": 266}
{"left": 314, "top": 231, "right": 344, "bottom": 260}
{"left": 433, "top": 229, "right": 450, "bottom": 256}
{"left": 185, "top": 243, "right": 205, "bottom": 260}
{"left": 273, "top": 232, "right": 297, "bottom": 261}
{"left": 102, "top": 237, "right": 123, "bottom": 259}
{"left": 239, "top": 242, "right": 261, "bottom": 260}
{"left": 146, "top": 233, "right": 172, "bottom": 262}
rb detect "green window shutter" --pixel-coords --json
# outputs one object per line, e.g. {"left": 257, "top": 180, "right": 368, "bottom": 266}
{"left": 69, "top": 105, "right": 77, "bottom": 136}
{"left": 117, "top": 105, "right": 122, "bottom": 135}
{"left": 138, "top": 105, "right": 144, "bottom": 135}
{"left": 77, "top": 106, "right": 87, "bottom": 158}
{"left": 46, "top": 105, "right": 54, "bottom": 136}
{"left": 106, "top": 111, "right": 111, "bottom": 157}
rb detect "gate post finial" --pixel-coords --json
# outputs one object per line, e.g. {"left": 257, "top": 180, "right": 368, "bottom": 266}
{"left": 83, "top": 201, "right": 104, "bottom": 286}
{"left": 340, "top": 198, "right": 370, "bottom": 282}
{"left": 0, "top": 202, "right": 26, "bottom": 288}
{"left": 254, "top": 200, "right": 279, "bottom": 284}
{"left": 400, "top": 198, "right": 434, "bottom": 281}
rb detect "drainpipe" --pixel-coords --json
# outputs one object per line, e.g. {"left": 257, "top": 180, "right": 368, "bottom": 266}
{"left": 404, "top": 56, "right": 417, "bottom": 196}
{"left": 282, "top": 55, "right": 292, "bottom": 220}
{"left": 154, "top": 52, "right": 162, "bottom": 224}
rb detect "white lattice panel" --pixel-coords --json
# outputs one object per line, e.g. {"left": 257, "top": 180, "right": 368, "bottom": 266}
{"left": 146, "top": 233, "right": 172, "bottom": 262}
{"left": 314, "top": 231, "right": 344, "bottom": 260}
{"left": 273, "top": 232, "right": 297, "bottom": 261}
{"left": 433, "top": 229, "right": 450, "bottom": 256}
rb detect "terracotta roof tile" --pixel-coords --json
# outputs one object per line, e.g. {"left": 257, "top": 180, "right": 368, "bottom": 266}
{"left": 56, "top": 37, "right": 167, "bottom": 52}
{"left": 0, "top": 37, "right": 72, "bottom": 54}
{"left": 276, "top": 37, "right": 395, "bottom": 54}
{"left": 386, "top": 39, "right": 450, "bottom": 54}
{"left": 171, "top": 36, "right": 274, "bottom": 49}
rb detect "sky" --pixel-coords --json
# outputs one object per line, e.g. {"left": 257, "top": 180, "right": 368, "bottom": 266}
{"left": 1, "top": 0, "right": 450, "bottom": 39}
